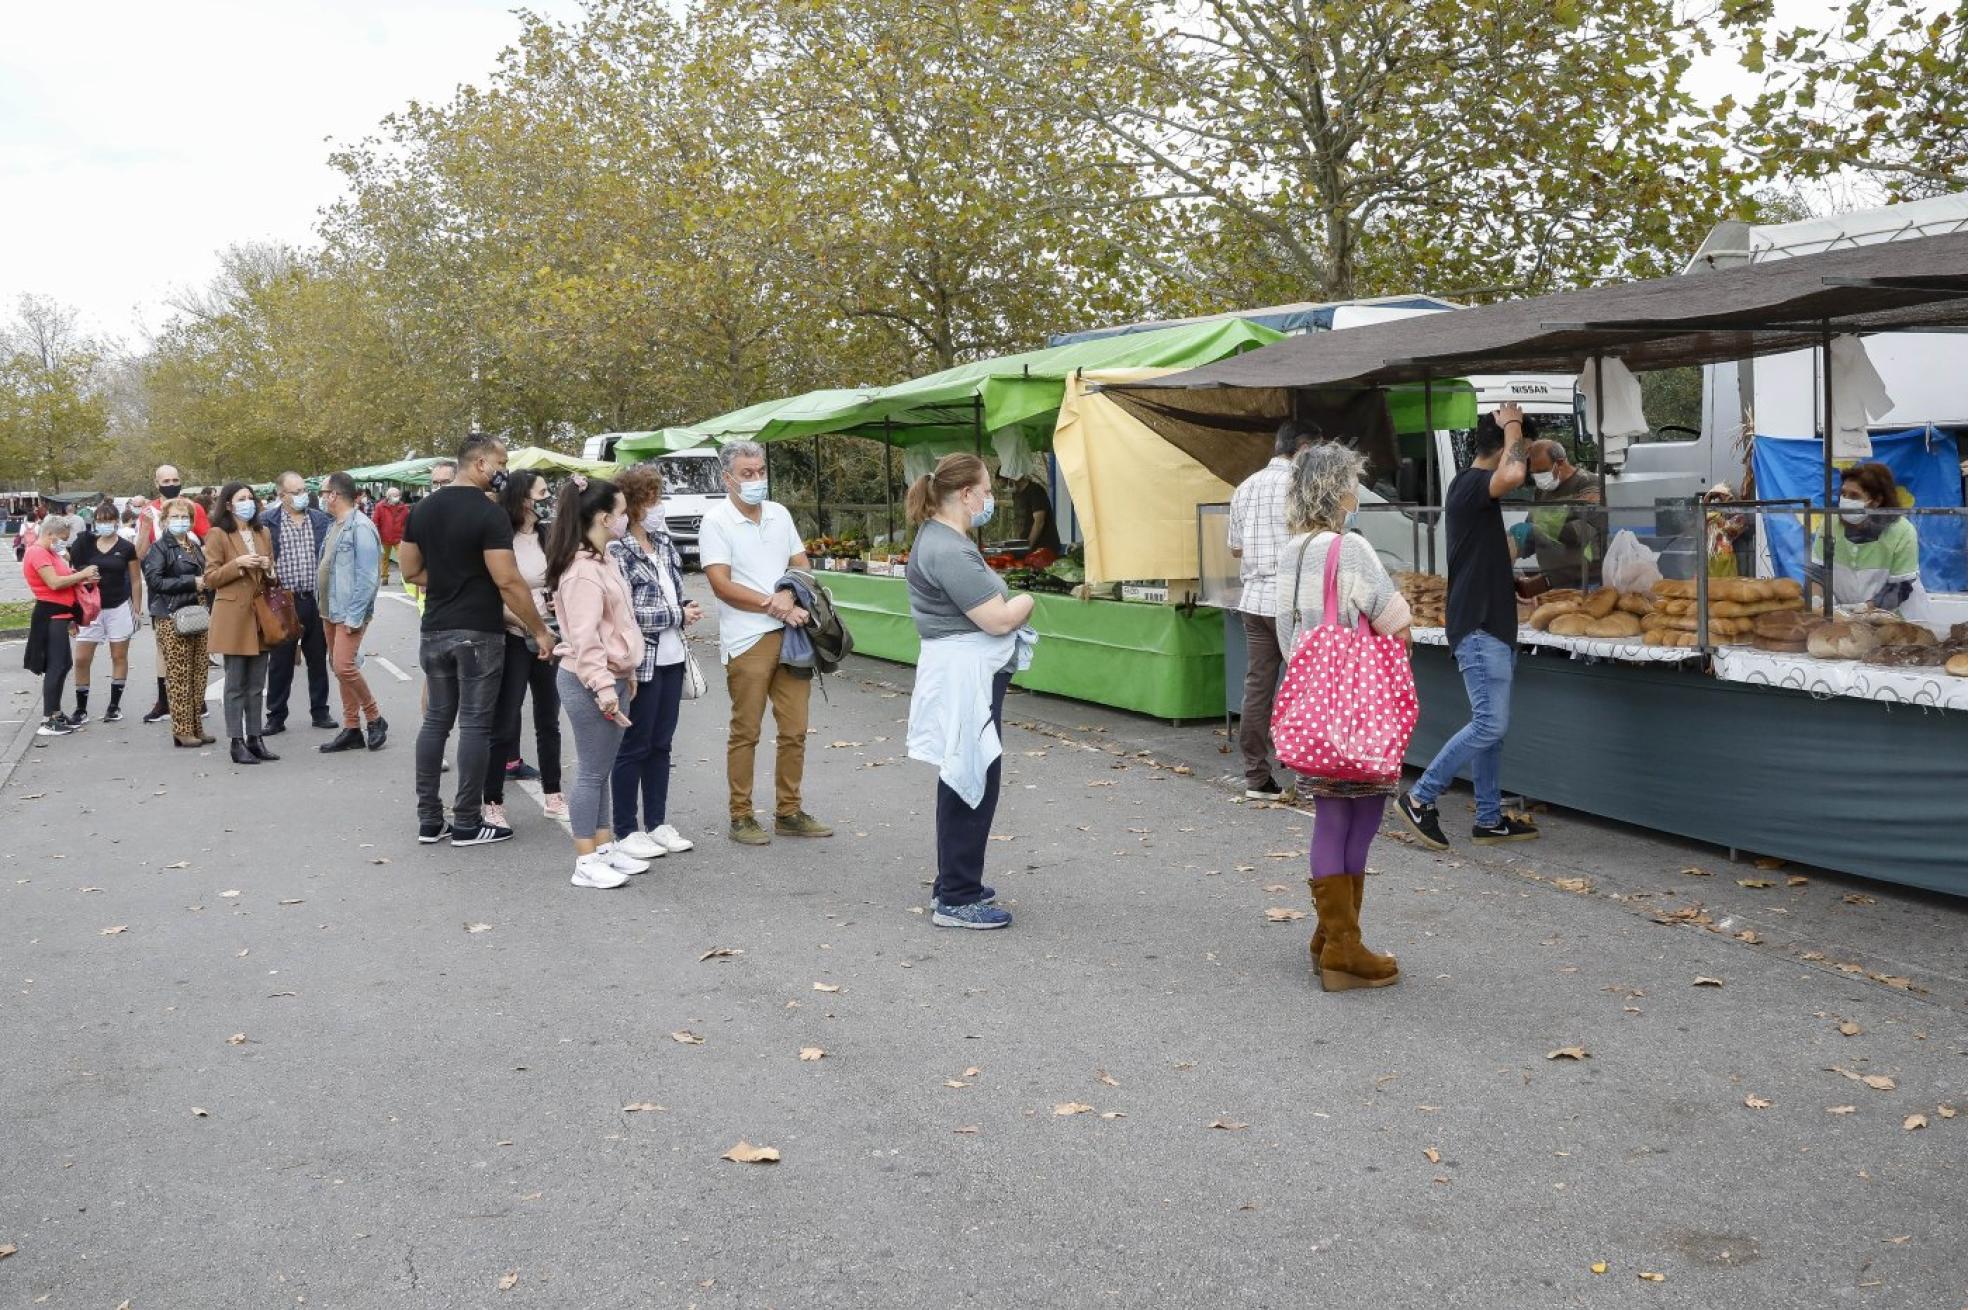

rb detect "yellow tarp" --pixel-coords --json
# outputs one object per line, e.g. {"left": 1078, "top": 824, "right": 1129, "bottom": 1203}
{"left": 1053, "top": 368, "right": 1236, "bottom": 585}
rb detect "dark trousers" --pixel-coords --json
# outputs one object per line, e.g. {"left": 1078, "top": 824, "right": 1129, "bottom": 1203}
{"left": 416, "top": 630, "right": 505, "bottom": 832}
{"left": 41, "top": 615, "right": 73, "bottom": 716}
{"left": 1238, "top": 611, "right": 1285, "bottom": 788}
{"left": 484, "top": 633, "right": 563, "bottom": 804}
{"left": 265, "top": 591, "right": 329, "bottom": 726}
{"left": 933, "top": 666, "right": 1013, "bottom": 908}
{"left": 612, "top": 662, "right": 684, "bottom": 834}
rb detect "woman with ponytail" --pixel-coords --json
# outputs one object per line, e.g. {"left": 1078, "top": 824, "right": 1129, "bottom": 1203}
{"left": 545, "top": 477, "right": 651, "bottom": 889}
{"left": 902, "top": 453, "right": 1036, "bottom": 931}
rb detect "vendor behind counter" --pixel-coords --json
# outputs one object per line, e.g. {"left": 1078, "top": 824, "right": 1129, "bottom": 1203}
{"left": 1008, "top": 472, "right": 1061, "bottom": 555}
{"left": 1514, "top": 439, "right": 1603, "bottom": 589}
{"left": 1808, "top": 461, "right": 1921, "bottom": 610}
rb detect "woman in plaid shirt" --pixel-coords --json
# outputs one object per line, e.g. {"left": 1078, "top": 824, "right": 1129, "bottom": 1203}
{"left": 605, "top": 465, "right": 703, "bottom": 861}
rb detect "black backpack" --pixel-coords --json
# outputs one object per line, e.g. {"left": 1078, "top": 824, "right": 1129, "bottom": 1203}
{"left": 788, "top": 568, "right": 854, "bottom": 674}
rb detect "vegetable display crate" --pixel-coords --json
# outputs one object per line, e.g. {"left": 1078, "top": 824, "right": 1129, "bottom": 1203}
{"left": 819, "top": 572, "right": 1226, "bottom": 722}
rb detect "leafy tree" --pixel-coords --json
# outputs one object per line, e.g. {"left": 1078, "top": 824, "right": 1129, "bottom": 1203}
{"left": 0, "top": 295, "right": 111, "bottom": 492}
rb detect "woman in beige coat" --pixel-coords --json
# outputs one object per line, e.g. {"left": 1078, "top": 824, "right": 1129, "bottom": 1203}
{"left": 204, "top": 481, "right": 280, "bottom": 765}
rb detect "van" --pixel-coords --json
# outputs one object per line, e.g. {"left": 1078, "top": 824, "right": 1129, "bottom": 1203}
{"left": 645, "top": 447, "right": 728, "bottom": 566}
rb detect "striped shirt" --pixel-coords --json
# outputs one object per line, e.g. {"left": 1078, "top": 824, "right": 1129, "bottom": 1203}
{"left": 1227, "top": 457, "right": 1294, "bottom": 617}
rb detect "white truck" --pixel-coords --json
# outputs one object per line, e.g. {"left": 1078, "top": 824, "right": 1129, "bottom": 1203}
{"left": 581, "top": 436, "right": 734, "bottom": 567}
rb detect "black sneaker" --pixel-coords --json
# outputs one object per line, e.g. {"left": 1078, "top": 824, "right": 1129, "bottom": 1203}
{"left": 35, "top": 714, "right": 75, "bottom": 738}
{"left": 102, "top": 705, "right": 124, "bottom": 723}
{"left": 142, "top": 702, "right": 170, "bottom": 725}
{"left": 1472, "top": 815, "right": 1540, "bottom": 845}
{"left": 417, "top": 821, "right": 447, "bottom": 845}
{"left": 451, "top": 823, "right": 515, "bottom": 847}
{"left": 67, "top": 709, "right": 89, "bottom": 727}
{"left": 505, "top": 759, "right": 541, "bottom": 781}
{"left": 1244, "top": 779, "right": 1284, "bottom": 801}
{"left": 1395, "top": 792, "right": 1450, "bottom": 851}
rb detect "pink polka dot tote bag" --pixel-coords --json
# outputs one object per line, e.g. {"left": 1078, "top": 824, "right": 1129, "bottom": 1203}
{"left": 1271, "top": 535, "right": 1418, "bottom": 784}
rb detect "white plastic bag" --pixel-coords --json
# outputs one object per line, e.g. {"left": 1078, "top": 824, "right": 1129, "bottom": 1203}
{"left": 1601, "top": 529, "right": 1663, "bottom": 594}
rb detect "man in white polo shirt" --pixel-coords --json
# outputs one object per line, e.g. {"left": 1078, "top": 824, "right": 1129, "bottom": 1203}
{"left": 699, "top": 440, "right": 832, "bottom": 846}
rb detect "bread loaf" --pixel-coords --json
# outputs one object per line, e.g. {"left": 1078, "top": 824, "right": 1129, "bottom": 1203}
{"left": 1652, "top": 579, "right": 1695, "bottom": 600}
{"left": 1864, "top": 645, "right": 1948, "bottom": 668}
{"left": 1806, "top": 621, "right": 1882, "bottom": 660}
{"left": 1753, "top": 610, "right": 1824, "bottom": 641}
{"left": 1584, "top": 612, "right": 1643, "bottom": 639}
{"left": 1947, "top": 652, "right": 1968, "bottom": 678}
{"left": 1582, "top": 588, "right": 1619, "bottom": 619}
{"left": 1643, "top": 613, "right": 1754, "bottom": 637}
{"left": 1529, "top": 600, "right": 1582, "bottom": 631}
{"left": 1871, "top": 620, "right": 1937, "bottom": 648}
{"left": 1771, "top": 578, "right": 1803, "bottom": 601}
{"left": 1547, "top": 613, "right": 1596, "bottom": 637}
{"left": 1753, "top": 635, "right": 1809, "bottom": 654}
{"left": 1643, "top": 629, "right": 1700, "bottom": 649}
{"left": 1616, "top": 591, "right": 1655, "bottom": 615}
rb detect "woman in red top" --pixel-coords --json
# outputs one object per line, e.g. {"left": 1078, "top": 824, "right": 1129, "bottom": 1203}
{"left": 21, "top": 515, "right": 100, "bottom": 737}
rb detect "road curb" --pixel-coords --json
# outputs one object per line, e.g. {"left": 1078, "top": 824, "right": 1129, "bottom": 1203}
{"left": 0, "top": 694, "right": 43, "bottom": 794}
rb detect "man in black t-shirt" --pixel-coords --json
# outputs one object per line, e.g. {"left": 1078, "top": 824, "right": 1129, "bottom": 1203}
{"left": 1396, "top": 404, "right": 1540, "bottom": 850}
{"left": 399, "top": 435, "right": 555, "bottom": 847}
{"left": 1009, "top": 473, "right": 1061, "bottom": 554}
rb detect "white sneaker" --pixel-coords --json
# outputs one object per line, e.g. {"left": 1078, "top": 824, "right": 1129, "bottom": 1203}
{"left": 482, "top": 801, "right": 509, "bottom": 829}
{"left": 597, "top": 843, "right": 651, "bottom": 875}
{"left": 571, "top": 854, "right": 629, "bottom": 889}
{"left": 614, "top": 830, "right": 666, "bottom": 861}
{"left": 651, "top": 824, "right": 694, "bottom": 853}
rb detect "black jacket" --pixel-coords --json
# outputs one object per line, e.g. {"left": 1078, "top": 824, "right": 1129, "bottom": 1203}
{"left": 142, "top": 533, "right": 207, "bottom": 619}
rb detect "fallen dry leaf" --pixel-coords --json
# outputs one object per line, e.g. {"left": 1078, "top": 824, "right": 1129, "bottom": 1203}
{"left": 1261, "top": 883, "right": 1291, "bottom": 893}
{"left": 1939, "top": 1105, "right": 1957, "bottom": 1119}
{"left": 1546, "top": 1046, "right": 1591, "bottom": 1061}
{"left": 498, "top": 1271, "right": 519, "bottom": 1292}
{"left": 0, "top": 1243, "right": 15, "bottom": 1259}
{"left": 1638, "top": 1271, "right": 1666, "bottom": 1282}
{"left": 163, "top": 860, "right": 191, "bottom": 870}
{"left": 464, "top": 922, "right": 492, "bottom": 933}
{"left": 219, "top": 889, "right": 241, "bottom": 898}
{"left": 1590, "top": 1262, "right": 1608, "bottom": 1275}
{"left": 1786, "top": 875, "right": 1809, "bottom": 887}
{"left": 1864, "top": 1075, "right": 1897, "bottom": 1092}
{"left": 371, "top": 857, "right": 391, "bottom": 865}
{"left": 1903, "top": 1114, "right": 1928, "bottom": 1132}
{"left": 1680, "top": 865, "right": 1711, "bottom": 877}
{"left": 1744, "top": 1094, "right": 1773, "bottom": 1110}
{"left": 1100, "top": 1111, "right": 1127, "bottom": 1119}
{"left": 670, "top": 1030, "right": 705, "bottom": 1045}
{"left": 944, "top": 1080, "right": 971, "bottom": 1089}
{"left": 1423, "top": 1147, "right": 1441, "bottom": 1164}
{"left": 1838, "top": 1020, "right": 1862, "bottom": 1037}
{"left": 1053, "top": 1102, "right": 1094, "bottom": 1116}
{"left": 1753, "top": 856, "right": 1785, "bottom": 870}
{"left": 1096, "top": 1070, "right": 1120, "bottom": 1087}
{"left": 190, "top": 1107, "right": 209, "bottom": 1117}
{"left": 1552, "top": 877, "right": 1591, "bottom": 894}
{"left": 1262, "top": 907, "right": 1307, "bottom": 923}
{"left": 799, "top": 1047, "right": 826, "bottom": 1062}
{"left": 1692, "top": 976, "right": 1724, "bottom": 987}
{"left": 964, "top": 1067, "right": 982, "bottom": 1078}
{"left": 722, "top": 1140, "right": 780, "bottom": 1164}
{"left": 1734, "top": 929, "right": 1762, "bottom": 944}
{"left": 953, "top": 1125, "right": 980, "bottom": 1135}
{"left": 99, "top": 925, "right": 127, "bottom": 936}
{"left": 813, "top": 982, "right": 841, "bottom": 993}
{"left": 620, "top": 1102, "right": 665, "bottom": 1113}
{"left": 1736, "top": 878, "right": 1774, "bottom": 889}
{"left": 226, "top": 1033, "right": 247, "bottom": 1046}
{"left": 278, "top": 898, "right": 304, "bottom": 906}
{"left": 1207, "top": 1118, "right": 1249, "bottom": 1131}
{"left": 1842, "top": 893, "right": 1876, "bottom": 906}
{"left": 1826, "top": 1105, "right": 1857, "bottom": 1115}
{"left": 698, "top": 946, "right": 742, "bottom": 961}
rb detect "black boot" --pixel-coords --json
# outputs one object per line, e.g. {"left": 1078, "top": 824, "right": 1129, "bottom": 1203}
{"left": 319, "top": 727, "right": 365, "bottom": 754}
{"left": 247, "top": 736, "right": 281, "bottom": 762}
{"left": 365, "top": 716, "right": 389, "bottom": 751}
{"left": 230, "top": 738, "right": 260, "bottom": 766}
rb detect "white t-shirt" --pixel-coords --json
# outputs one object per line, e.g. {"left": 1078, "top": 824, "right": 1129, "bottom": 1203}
{"left": 698, "top": 497, "right": 804, "bottom": 662}
{"left": 653, "top": 553, "right": 688, "bottom": 667}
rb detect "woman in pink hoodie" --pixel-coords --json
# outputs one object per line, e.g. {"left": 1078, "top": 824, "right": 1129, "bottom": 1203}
{"left": 546, "top": 477, "right": 649, "bottom": 889}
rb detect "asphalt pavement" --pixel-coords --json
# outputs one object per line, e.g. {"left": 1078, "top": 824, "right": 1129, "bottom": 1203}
{"left": 1, "top": 575, "right": 1964, "bottom": 1309}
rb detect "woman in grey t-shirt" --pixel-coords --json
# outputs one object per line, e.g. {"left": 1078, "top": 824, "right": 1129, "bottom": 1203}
{"left": 904, "top": 453, "right": 1034, "bottom": 930}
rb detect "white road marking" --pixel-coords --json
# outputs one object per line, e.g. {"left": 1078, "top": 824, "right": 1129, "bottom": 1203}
{"left": 204, "top": 677, "right": 223, "bottom": 703}
{"left": 371, "top": 656, "right": 411, "bottom": 683}
{"left": 383, "top": 592, "right": 419, "bottom": 610}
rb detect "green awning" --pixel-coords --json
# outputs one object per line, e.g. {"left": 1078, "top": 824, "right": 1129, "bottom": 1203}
{"left": 506, "top": 445, "right": 622, "bottom": 478}
{"left": 614, "top": 319, "right": 1287, "bottom": 459}
{"left": 345, "top": 456, "right": 446, "bottom": 486}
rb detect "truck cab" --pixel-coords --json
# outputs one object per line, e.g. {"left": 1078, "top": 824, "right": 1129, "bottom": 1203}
{"left": 649, "top": 448, "right": 728, "bottom": 567}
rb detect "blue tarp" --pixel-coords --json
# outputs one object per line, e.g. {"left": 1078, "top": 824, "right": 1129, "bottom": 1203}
{"left": 1751, "top": 428, "right": 1967, "bottom": 593}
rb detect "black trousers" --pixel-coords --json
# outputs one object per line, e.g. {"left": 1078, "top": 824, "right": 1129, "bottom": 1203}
{"left": 932, "top": 666, "right": 1013, "bottom": 908}
{"left": 484, "top": 633, "right": 563, "bottom": 804}
{"left": 265, "top": 591, "right": 329, "bottom": 725}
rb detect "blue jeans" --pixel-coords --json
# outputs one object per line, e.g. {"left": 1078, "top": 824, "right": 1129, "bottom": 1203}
{"left": 611, "top": 661, "right": 684, "bottom": 834}
{"left": 1412, "top": 630, "right": 1515, "bottom": 828}
{"left": 416, "top": 629, "right": 506, "bottom": 831}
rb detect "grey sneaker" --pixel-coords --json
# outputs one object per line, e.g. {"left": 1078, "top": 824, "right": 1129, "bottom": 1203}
{"left": 775, "top": 811, "right": 834, "bottom": 838}
{"left": 729, "top": 816, "right": 772, "bottom": 846}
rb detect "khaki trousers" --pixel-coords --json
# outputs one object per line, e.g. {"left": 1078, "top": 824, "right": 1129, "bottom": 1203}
{"left": 724, "top": 630, "right": 811, "bottom": 820}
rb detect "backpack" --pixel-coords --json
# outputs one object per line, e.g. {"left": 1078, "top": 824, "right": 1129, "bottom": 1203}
{"left": 787, "top": 567, "right": 854, "bottom": 674}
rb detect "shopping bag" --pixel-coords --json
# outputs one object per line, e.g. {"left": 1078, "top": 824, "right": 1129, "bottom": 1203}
{"left": 1602, "top": 529, "right": 1663, "bottom": 593}
{"left": 74, "top": 582, "right": 102, "bottom": 627}
{"left": 254, "top": 580, "right": 301, "bottom": 646}
{"left": 1271, "top": 536, "right": 1418, "bottom": 783}
{"left": 680, "top": 642, "right": 708, "bottom": 701}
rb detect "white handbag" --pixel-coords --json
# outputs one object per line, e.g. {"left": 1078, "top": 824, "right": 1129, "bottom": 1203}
{"left": 680, "top": 642, "right": 708, "bottom": 700}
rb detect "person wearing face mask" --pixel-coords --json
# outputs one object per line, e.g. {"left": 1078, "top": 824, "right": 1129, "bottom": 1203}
{"left": 373, "top": 484, "right": 411, "bottom": 586}
{"left": 605, "top": 465, "right": 703, "bottom": 860}
{"left": 699, "top": 440, "right": 831, "bottom": 846}
{"left": 903, "top": 453, "right": 1037, "bottom": 930}
{"left": 1274, "top": 443, "right": 1413, "bottom": 989}
{"left": 1808, "top": 462, "right": 1922, "bottom": 611}
{"left": 136, "top": 463, "right": 213, "bottom": 723}
{"left": 20, "top": 514, "right": 99, "bottom": 737}
{"left": 481, "top": 470, "right": 567, "bottom": 826}
{"left": 260, "top": 471, "right": 336, "bottom": 735}
{"left": 204, "top": 482, "right": 281, "bottom": 765}
{"left": 141, "top": 498, "right": 215, "bottom": 747}
{"left": 398, "top": 435, "right": 555, "bottom": 846}
{"left": 316, "top": 472, "right": 388, "bottom": 754}
{"left": 1516, "top": 439, "right": 1604, "bottom": 590}
{"left": 546, "top": 477, "right": 651, "bottom": 888}
{"left": 68, "top": 503, "right": 143, "bottom": 723}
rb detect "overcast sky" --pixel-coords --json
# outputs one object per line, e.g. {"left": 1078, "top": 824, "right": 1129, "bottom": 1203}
{"left": 1, "top": 0, "right": 1832, "bottom": 347}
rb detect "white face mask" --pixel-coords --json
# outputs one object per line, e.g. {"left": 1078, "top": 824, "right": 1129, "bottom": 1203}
{"left": 288, "top": 492, "right": 309, "bottom": 511}
{"left": 736, "top": 479, "right": 767, "bottom": 506}
{"left": 1838, "top": 495, "right": 1870, "bottom": 525}
{"left": 642, "top": 506, "right": 665, "bottom": 534}
{"left": 1532, "top": 470, "right": 1559, "bottom": 492}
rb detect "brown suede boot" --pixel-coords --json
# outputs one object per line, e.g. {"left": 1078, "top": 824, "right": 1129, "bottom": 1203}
{"left": 1307, "top": 876, "right": 1325, "bottom": 966}
{"left": 1309, "top": 875, "right": 1400, "bottom": 991}
{"left": 1307, "top": 872, "right": 1374, "bottom": 963}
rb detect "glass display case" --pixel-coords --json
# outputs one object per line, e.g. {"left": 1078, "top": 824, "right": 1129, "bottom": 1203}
{"left": 1196, "top": 502, "right": 1241, "bottom": 611}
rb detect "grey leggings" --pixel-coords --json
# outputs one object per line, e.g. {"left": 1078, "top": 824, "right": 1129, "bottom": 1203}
{"left": 558, "top": 666, "right": 627, "bottom": 841}
{"left": 223, "top": 652, "right": 268, "bottom": 739}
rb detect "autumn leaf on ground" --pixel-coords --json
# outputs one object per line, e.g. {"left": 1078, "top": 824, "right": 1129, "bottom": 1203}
{"left": 1743, "top": 1094, "right": 1773, "bottom": 1109}
{"left": 1261, "top": 883, "right": 1291, "bottom": 893}
{"left": 219, "top": 889, "right": 241, "bottom": 898}
{"left": 1638, "top": 1271, "right": 1666, "bottom": 1282}
{"left": 0, "top": 1243, "right": 17, "bottom": 1259}
{"left": 1826, "top": 1105, "right": 1857, "bottom": 1115}
{"left": 798, "top": 1047, "right": 825, "bottom": 1062}
{"left": 1680, "top": 866, "right": 1711, "bottom": 877}
{"left": 498, "top": 1271, "right": 519, "bottom": 1292}
{"left": 1095, "top": 1070, "right": 1120, "bottom": 1087}
{"left": 1207, "top": 1118, "right": 1248, "bottom": 1131}
{"left": 1903, "top": 1114, "right": 1928, "bottom": 1131}
{"left": 1552, "top": 877, "right": 1591, "bottom": 894}
{"left": 1736, "top": 878, "right": 1774, "bottom": 889}
{"left": 1864, "top": 1075, "right": 1897, "bottom": 1091}
{"left": 1838, "top": 1020, "right": 1862, "bottom": 1036}
{"left": 163, "top": 861, "right": 191, "bottom": 870}
{"left": 1546, "top": 1047, "right": 1590, "bottom": 1061}
{"left": 953, "top": 1125, "right": 980, "bottom": 1135}
{"left": 1590, "top": 1262, "right": 1607, "bottom": 1275}
{"left": 1423, "top": 1147, "right": 1441, "bottom": 1163}
{"left": 721, "top": 1140, "right": 780, "bottom": 1164}
{"left": 1263, "top": 907, "right": 1307, "bottom": 923}
{"left": 963, "top": 1067, "right": 982, "bottom": 1078}
{"left": 670, "top": 1031, "right": 705, "bottom": 1045}
{"left": 1752, "top": 856, "right": 1785, "bottom": 870}
{"left": 1734, "top": 929, "right": 1762, "bottom": 944}
{"left": 190, "top": 1107, "right": 209, "bottom": 1117}
{"left": 1054, "top": 1102, "right": 1094, "bottom": 1116}
{"left": 227, "top": 1033, "right": 247, "bottom": 1046}
{"left": 1692, "top": 976, "right": 1724, "bottom": 987}
{"left": 698, "top": 946, "right": 742, "bottom": 961}
{"left": 813, "top": 982, "right": 841, "bottom": 993}
{"left": 1939, "top": 1105, "right": 1958, "bottom": 1119}
{"left": 944, "top": 1080, "right": 971, "bottom": 1089}
{"left": 371, "top": 857, "right": 391, "bottom": 865}
{"left": 620, "top": 1102, "right": 665, "bottom": 1113}
{"left": 278, "top": 898, "right": 304, "bottom": 906}
{"left": 1100, "top": 1111, "right": 1127, "bottom": 1119}
{"left": 464, "top": 922, "right": 492, "bottom": 933}
{"left": 1786, "top": 875, "right": 1809, "bottom": 886}
{"left": 1843, "top": 893, "right": 1876, "bottom": 906}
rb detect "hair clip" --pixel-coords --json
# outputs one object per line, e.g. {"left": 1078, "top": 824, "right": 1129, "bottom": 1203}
{"left": 570, "top": 473, "right": 588, "bottom": 491}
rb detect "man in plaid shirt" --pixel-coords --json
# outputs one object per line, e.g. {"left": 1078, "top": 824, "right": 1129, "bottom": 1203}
{"left": 1228, "top": 420, "right": 1319, "bottom": 799}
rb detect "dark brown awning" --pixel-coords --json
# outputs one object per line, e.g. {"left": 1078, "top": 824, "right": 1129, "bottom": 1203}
{"left": 1114, "top": 231, "right": 1968, "bottom": 394}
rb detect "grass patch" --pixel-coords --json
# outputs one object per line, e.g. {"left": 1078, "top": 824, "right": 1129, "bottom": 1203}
{"left": 0, "top": 600, "right": 34, "bottom": 631}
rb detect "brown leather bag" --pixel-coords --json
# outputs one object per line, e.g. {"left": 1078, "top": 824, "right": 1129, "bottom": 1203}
{"left": 254, "top": 579, "right": 301, "bottom": 646}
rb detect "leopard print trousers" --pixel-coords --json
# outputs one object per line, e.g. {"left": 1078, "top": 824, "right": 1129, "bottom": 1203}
{"left": 156, "top": 615, "right": 209, "bottom": 740}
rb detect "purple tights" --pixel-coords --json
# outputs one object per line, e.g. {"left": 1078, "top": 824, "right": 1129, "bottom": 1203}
{"left": 1311, "top": 795, "right": 1388, "bottom": 879}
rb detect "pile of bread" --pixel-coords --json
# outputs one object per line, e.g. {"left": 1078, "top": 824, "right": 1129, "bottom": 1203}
{"left": 1638, "top": 576, "right": 1808, "bottom": 649}
{"left": 1394, "top": 572, "right": 1447, "bottom": 629}
{"left": 1798, "top": 611, "right": 1968, "bottom": 674}
{"left": 1524, "top": 587, "right": 1646, "bottom": 639}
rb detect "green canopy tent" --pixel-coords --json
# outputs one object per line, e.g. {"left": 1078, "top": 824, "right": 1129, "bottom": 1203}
{"left": 344, "top": 456, "right": 447, "bottom": 488}
{"left": 506, "top": 445, "right": 623, "bottom": 479}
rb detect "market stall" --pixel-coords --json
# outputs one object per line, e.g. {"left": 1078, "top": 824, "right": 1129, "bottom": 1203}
{"left": 1108, "top": 230, "right": 1968, "bottom": 894}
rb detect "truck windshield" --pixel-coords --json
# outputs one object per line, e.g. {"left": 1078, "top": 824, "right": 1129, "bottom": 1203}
{"left": 659, "top": 457, "right": 722, "bottom": 497}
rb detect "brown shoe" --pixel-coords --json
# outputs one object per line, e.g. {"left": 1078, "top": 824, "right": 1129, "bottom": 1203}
{"left": 1309, "top": 875, "right": 1399, "bottom": 991}
{"left": 1304, "top": 875, "right": 1364, "bottom": 964}
{"left": 729, "top": 816, "right": 772, "bottom": 846}
{"left": 775, "top": 811, "right": 834, "bottom": 838}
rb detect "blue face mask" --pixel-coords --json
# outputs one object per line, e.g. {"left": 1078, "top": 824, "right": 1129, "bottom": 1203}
{"left": 95, "top": 521, "right": 118, "bottom": 536}
{"left": 737, "top": 479, "right": 768, "bottom": 506}
{"left": 1343, "top": 510, "right": 1359, "bottom": 532}
{"left": 970, "top": 499, "right": 996, "bottom": 530}
{"left": 234, "top": 502, "right": 257, "bottom": 523}
{"left": 167, "top": 518, "right": 191, "bottom": 536}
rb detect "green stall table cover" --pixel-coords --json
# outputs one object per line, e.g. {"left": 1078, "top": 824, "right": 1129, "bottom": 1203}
{"left": 818, "top": 572, "right": 1225, "bottom": 721}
